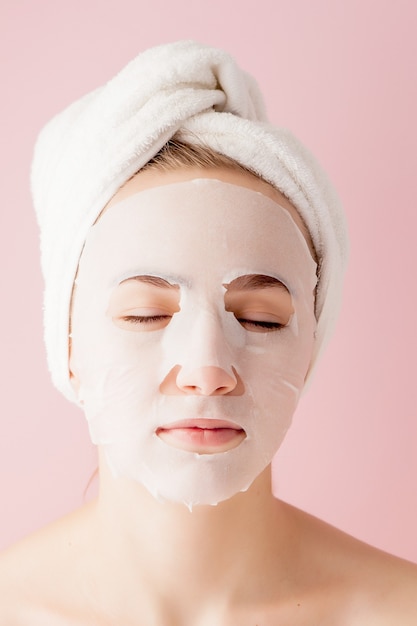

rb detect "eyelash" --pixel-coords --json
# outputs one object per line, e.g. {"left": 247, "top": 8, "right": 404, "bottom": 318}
{"left": 237, "top": 318, "right": 284, "bottom": 330}
{"left": 121, "top": 315, "right": 171, "bottom": 324}
{"left": 121, "top": 315, "right": 283, "bottom": 333}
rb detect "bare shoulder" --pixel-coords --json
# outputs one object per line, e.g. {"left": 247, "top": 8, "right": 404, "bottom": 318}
{"left": 0, "top": 504, "right": 95, "bottom": 625}
{"left": 354, "top": 549, "right": 417, "bottom": 625}
{"left": 282, "top": 502, "right": 417, "bottom": 625}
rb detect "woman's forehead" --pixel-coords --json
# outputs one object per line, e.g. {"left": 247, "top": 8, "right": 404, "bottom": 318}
{"left": 103, "top": 166, "right": 315, "bottom": 259}
{"left": 79, "top": 178, "right": 318, "bottom": 299}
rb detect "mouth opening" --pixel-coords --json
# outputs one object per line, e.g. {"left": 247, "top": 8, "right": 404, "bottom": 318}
{"left": 156, "top": 419, "right": 246, "bottom": 454}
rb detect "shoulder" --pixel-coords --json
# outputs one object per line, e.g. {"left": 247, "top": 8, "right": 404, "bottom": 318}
{"left": 281, "top": 502, "right": 417, "bottom": 625}
{"left": 0, "top": 505, "right": 95, "bottom": 625}
{"left": 351, "top": 551, "right": 417, "bottom": 625}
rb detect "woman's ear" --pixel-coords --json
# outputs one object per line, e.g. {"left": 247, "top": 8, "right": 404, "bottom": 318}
{"left": 69, "top": 368, "right": 81, "bottom": 395}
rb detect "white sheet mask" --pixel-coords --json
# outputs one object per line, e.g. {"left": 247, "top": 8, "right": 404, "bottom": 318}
{"left": 70, "top": 179, "right": 317, "bottom": 508}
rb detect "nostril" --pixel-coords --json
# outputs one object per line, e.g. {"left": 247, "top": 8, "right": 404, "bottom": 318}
{"left": 160, "top": 365, "right": 245, "bottom": 396}
{"left": 216, "top": 385, "right": 233, "bottom": 394}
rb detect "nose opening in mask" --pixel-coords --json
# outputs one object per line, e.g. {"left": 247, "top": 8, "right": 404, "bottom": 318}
{"left": 159, "top": 364, "right": 245, "bottom": 396}
{"left": 158, "top": 301, "right": 247, "bottom": 396}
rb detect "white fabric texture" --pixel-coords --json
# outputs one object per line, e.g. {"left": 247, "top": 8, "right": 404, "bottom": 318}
{"left": 31, "top": 40, "right": 349, "bottom": 402}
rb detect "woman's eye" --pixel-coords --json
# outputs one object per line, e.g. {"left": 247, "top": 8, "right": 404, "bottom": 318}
{"left": 113, "top": 312, "right": 173, "bottom": 330}
{"left": 236, "top": 317, "right": 285, "bottom": 332}
{"left": 121, "top": 314, "right": 171, "bottom": 324}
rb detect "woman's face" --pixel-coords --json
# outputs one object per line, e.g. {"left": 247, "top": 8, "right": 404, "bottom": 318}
{"left": 70, "top": 168, "right": 317, "bottom": 507}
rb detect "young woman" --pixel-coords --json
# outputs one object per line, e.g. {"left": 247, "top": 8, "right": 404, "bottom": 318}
{"left": 1, "top": 41, "right": 416, "bottom": 625}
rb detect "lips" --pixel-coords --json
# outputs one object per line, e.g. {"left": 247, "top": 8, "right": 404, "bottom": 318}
{"left": 156, "top": 418, "right": 246, "bottom": 454}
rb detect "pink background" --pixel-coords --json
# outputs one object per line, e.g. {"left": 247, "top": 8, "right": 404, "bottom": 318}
{"left": 1, "top": 1, "right": 416, "bottom": 561}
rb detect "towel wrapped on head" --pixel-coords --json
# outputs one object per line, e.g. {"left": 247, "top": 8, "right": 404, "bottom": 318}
{"left": 31, "top": 40, "right": 349, "bottom": 402}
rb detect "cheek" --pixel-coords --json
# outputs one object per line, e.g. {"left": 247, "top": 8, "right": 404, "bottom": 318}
{"left": 239, "top": 320, "right": 316, "bottom": 392}
{"left": 82, "top": 363, "right": 159, "bottom": 443}
{"left": 70, "top": 305, "right": 164, "bottom": 417}
{"left": 235, "top": 322, "right": 315, "bottom": 449}
{"left": 244, "top": 334, "right": 314, "bottom": 438}
{"left": 74, "top": 332, "right": 168, "bottom": 446}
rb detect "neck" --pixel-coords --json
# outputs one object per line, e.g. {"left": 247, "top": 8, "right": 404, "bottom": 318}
{"left": 89, "top": 455, "right": 293, "bottom": 622}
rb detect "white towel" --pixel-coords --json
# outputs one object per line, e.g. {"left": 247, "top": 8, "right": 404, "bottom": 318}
{"left": 31, "top": 40, "right": 349, "bottom": 402}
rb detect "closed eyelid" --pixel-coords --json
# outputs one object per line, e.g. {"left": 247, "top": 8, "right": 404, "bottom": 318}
{"left": 108, "top": 277, "right": 180, "bottom": 318}
{"left": 224, "top": 290, "right": 294, "bottom": 318}
{"left": 223, "top": 275, "right": 294, "bottom": 327}
{"left": 223, "top": 276, "right": 293, "bottom": 306}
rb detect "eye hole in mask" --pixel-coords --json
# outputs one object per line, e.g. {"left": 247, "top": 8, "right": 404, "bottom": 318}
{"left": 108, "top": 273, "right": 294, "bottom": 334}
{"left": 108, "top": 275, "right": 180, "bottom": 331}
{"left": 223, "top": 274, "right": 294, "bottom": 334}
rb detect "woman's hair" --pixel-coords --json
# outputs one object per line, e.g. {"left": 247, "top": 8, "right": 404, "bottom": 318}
{"left": 141, "top": 136, "right": 260, "bottom": 177}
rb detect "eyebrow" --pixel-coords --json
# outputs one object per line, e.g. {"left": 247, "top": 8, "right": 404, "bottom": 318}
{"left": 119, "top": 275, "right": 179, "bottom": 289}
{"left": 119, "top": 274, "right": 287, "bottom": 292}
{"left": 223, "top": 274, "right": 289, "bottom": 292}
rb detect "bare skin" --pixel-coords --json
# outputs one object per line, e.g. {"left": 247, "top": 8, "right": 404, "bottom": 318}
{"left": 1, "top": 465, "right": 417, "bottom": 625}
{"left": 1, "top": 167, "right": 416, "bottom": 624}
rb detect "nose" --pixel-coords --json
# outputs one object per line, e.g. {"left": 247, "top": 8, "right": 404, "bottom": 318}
{"left": 176, "top": 364, "right": 237, "bottom": 395}
{"left": 159, "top": 310, "right": 244, "bottom": 396}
